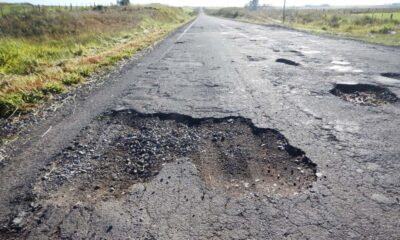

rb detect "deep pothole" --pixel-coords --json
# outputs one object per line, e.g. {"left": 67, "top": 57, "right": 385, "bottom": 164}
{"left": 381, "top": 72, "right": 400, "bottom": 80}
{"left": 330, "top": 83, "right": 398, "bottom": 106}
{"left": 276, "top": 58, "right": 300, "bottom": 66}
{"left": 37, "top": 110, "right": 317, "bottom": 201}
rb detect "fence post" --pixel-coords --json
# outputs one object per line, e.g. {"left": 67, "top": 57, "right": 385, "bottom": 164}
{"left": 282, "top": 0, "right": 287, "bottom": 23}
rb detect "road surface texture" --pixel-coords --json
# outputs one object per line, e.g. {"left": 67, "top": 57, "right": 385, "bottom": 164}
{"left": 1, "top": 13, "right": 400, "bottom": 239}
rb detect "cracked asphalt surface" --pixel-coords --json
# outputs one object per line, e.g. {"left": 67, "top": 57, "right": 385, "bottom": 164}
{"left": 1, "top": 13, "right": 400, "bottom": 239}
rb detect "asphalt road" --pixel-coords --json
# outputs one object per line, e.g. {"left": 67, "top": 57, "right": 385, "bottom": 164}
{"left": 1, "top": 13, "right": 400, "bottom": 239}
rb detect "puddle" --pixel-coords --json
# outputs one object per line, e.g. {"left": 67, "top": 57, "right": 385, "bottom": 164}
{"left": 37, "top": 111, "right": 317, "bottom": 202}
{"left": 381, "top": 73, "right": 400, "bottom": 80}
{"left": 331, "top": 60, "right": 350, "bottom": 65}
{"left": 301, "top": 50, "right": 321, "bottom": 55}
{"left": 329, "top": 65, "right": 363, "bottom": 73}
{"left": 276, "top": 58, "right": 300, "bottom": 66}
{"left": 330, "top": 83, "right": 398, "bottom": 106}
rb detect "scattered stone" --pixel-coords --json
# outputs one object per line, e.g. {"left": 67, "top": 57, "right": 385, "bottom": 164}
{"left": 366, "top": 163, "right": 380, "bottom": 171}
{"left": 371, "top": 193, "right": 393, "bottom": 204}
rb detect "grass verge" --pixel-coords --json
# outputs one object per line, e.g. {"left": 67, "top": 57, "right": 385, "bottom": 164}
{"left": 206, "top": 7, "right": 400, "bottom": 46}
{"left": 0, "top": 4, "right": 196, "bottom": 118}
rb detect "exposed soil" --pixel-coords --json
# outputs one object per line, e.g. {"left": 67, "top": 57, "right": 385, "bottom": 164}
{"left": 330, "top": 83, "right": 398, "bottom": 106}
{"left": 276, "top": 58, "right": 300, "bottom": 66}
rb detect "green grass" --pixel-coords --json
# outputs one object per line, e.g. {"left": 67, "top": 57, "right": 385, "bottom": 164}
{"left": 207, "top": 7, "right": 400, "bottom": 46}
{"left": 0, "top": 4, "right": 195, "bottom": 118}
{"left": 356, "top": 12, "right": 400, "bottom": 21}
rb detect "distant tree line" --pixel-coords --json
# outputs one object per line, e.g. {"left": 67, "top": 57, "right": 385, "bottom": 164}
{"left": 246, "top": 0, "right": 259, "bottom": 10}
{"left": 117, "top": 0, "right": 130, "bottom": 6}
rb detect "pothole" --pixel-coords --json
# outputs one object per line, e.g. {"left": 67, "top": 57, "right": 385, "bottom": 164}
{"left": 330, "top": 83, "right": 398, "bottom": 106}
{"left": 381, "top": 72, "right": 400, "bottom": 80}
{"left": 276, "top": 58, "right": 300, "bottom": 66}
{"left": 37, "top": 110, "right": 317, "bottom": 202}
{"left": 288, "top": 50, "right": 305, "bottom": 57}
{"left": 247, "top": 55, "right": 266, "bottom": 62}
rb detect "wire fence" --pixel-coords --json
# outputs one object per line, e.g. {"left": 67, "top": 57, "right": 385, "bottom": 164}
{"left": 0, "top": 3, "right": 117, "bottom": 17}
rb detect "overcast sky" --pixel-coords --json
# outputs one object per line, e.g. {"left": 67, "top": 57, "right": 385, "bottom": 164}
{"left": 3, "top": 0, "right": 398, "bottom": 7}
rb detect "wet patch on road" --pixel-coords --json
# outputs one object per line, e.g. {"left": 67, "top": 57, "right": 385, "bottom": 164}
{"left": 329, "top": 65, "right": 363, "bottom": 73}
{"left": 381, "top": 73, "right": 400, "bottom": 80}
{"left": 35, "top": 110, "right": 317, "bottom": 204}
{"left": 276, "top": 58, "right": 300, "bottom": 66}
{"left": 330, "top": 83, "right": 398, "bottom": 106}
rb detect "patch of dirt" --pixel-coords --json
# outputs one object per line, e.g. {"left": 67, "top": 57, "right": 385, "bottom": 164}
{"left": 330, "top": 83, "right": 398, "bottom": 106}
{"left": 276, "top": 58, "right": 300, "bottom": 66}
{"left": 381, "top": 73, "right": 400, "bottom": 80}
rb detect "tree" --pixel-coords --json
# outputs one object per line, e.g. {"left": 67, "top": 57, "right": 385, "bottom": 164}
{"left": 117, "top": 0, "right": 130, "bottom": 6}
{"left": 247, "top": 0, "right": 259, "bottom": 10}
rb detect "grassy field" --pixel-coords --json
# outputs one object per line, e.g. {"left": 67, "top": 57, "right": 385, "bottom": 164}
{"left": 207, "top": 7, "right": 400, "bottom": 46}
{"left": 0, "top": 2, "right": 95, "bottom": 15}
{"left": 0, "top": 4, "right": 195, "bottom": 118}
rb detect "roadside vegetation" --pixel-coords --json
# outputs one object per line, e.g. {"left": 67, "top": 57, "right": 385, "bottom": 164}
{"left": 207, "top": 7, "right": 400, "bottom": 46}
{"left": 0, "top": 3, "right": 195, "bottom": 118}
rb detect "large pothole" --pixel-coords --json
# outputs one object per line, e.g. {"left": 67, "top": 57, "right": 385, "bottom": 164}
{"left": 276, "top": 58, "right": 300, "bottom": 66}
{"left": 381, "top": 72, "right": 400, "bottom": 80}
{"left": 36, "top": 110, "right": 317, "bottom": 203}
{"left": 330, "top": 83, "right": 398, "bottom": 106}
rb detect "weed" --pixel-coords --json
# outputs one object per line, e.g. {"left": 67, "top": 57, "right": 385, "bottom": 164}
{"left": 328, "top": 15, "right": 341, "bottom": 28}
{"left": 22, "top": 91, "right": 44, "bottom": 103}
{"left": 0, "top": 93, "right": 24, "bottom": 117}
{"left": 77, "top": 67, "right": 95, "bottom": 77}
{"left": 62, "top": 73, "right": 83, "bottom": 86}
{"left": 41, "top": 82, "right": 65, "bottom": 94}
